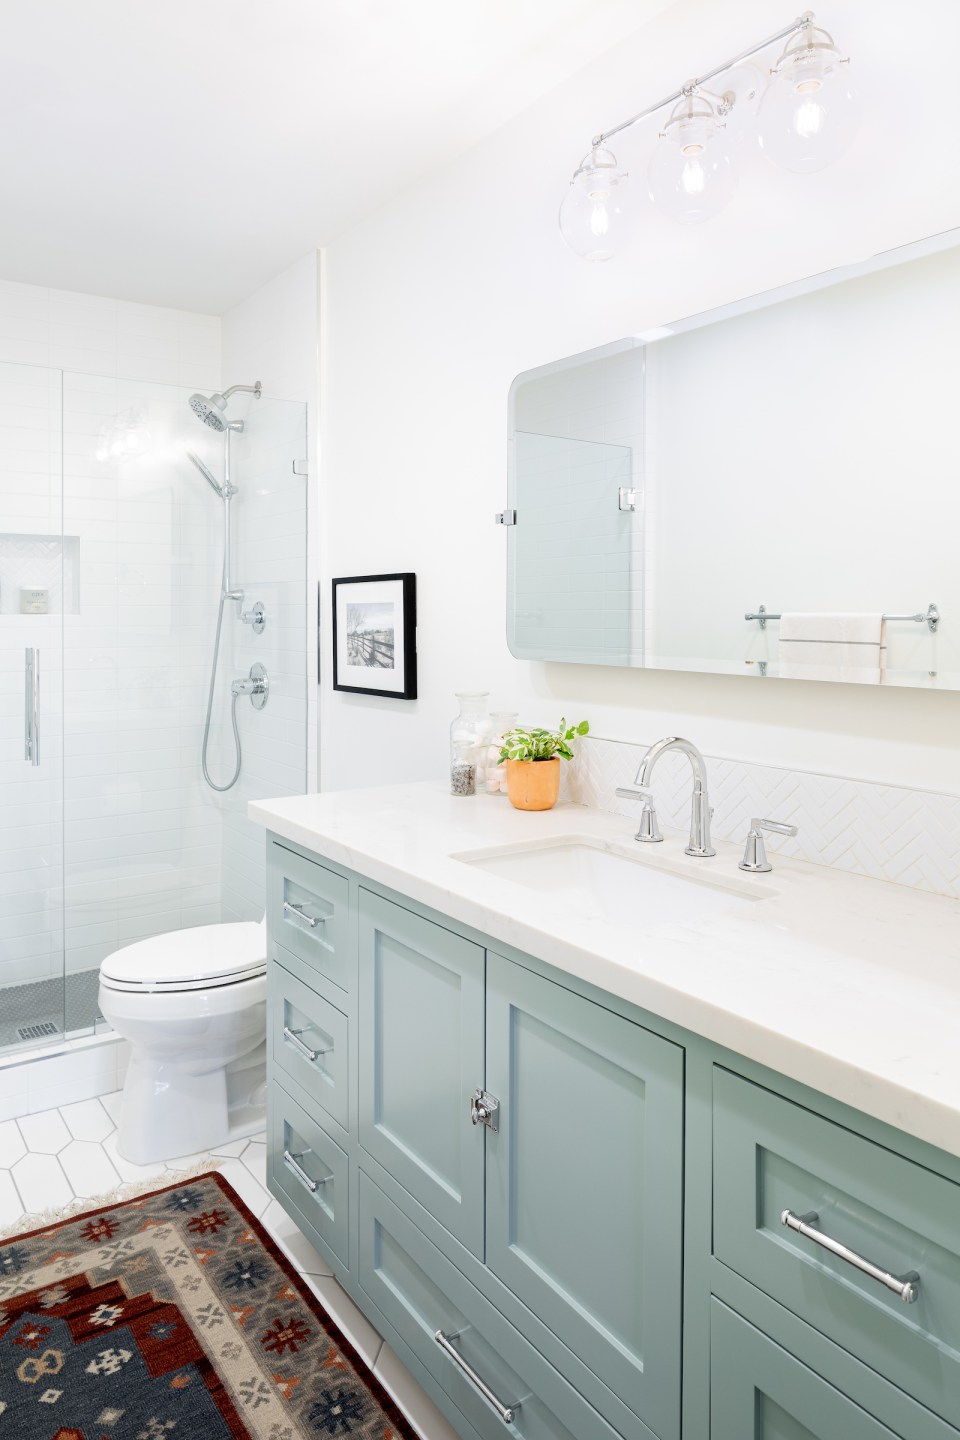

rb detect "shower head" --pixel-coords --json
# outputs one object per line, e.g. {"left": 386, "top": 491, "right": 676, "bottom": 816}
{"left": 188, "top": 381, "right": 262, "bottom": 433}
{"left": 189, "top": 392, "right": 229, "bottom": 432}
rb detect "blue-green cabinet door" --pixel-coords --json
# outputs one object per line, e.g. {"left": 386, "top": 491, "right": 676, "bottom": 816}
{"left": 485, "top": 952, "right": 684, "bottom": 1440}
{"left": 358, "top": 889, "right": 486, "bottom": 1258}
{"left": 711, "top": 1301, "right": 917, "bottom": 1439}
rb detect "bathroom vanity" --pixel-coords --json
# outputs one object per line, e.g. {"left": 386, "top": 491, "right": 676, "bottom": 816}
{"left": 252, "top": 785, "right": 960, "bottom": 1440}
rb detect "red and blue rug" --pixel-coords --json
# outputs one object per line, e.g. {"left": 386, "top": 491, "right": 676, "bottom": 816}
{"left": 0, "top": 1171, "right": 417, "bottom": 1438}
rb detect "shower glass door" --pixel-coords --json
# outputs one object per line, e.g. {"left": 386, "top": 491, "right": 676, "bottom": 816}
{"left": 0, "top": 362, "right": 65, "bottom": 1052}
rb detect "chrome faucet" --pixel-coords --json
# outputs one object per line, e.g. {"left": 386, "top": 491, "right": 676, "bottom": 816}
{"left": 633, "top": 736, "right": 716, "bottom": 858}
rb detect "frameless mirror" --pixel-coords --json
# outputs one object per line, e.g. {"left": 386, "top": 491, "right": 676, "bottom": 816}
{"left": 507, "top": 228, "right": 960, "bottom": 688}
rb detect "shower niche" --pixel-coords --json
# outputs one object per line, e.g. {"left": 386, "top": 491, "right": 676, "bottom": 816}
{"left": 0, "top": 532, "right": 80, "bottom": 614}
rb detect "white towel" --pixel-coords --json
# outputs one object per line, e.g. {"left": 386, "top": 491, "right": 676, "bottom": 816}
{"left": 778, "top": 613, "right": 886, "bottom": 685}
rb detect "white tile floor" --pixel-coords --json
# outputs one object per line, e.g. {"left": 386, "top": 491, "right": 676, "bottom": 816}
{"left": 0, "top": 1091, "right": 460, "bottom": 1440}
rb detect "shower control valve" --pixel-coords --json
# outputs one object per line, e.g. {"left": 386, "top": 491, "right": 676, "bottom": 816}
{"left": 240, "top": 600, "right": 266, "bottom": 634}
{"left": 231, "top": 663, "right": 269, "bottom": 710}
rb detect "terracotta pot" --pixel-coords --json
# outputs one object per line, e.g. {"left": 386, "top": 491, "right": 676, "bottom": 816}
{"left": 505, "top": 757, "right": 561, "bottom": 811}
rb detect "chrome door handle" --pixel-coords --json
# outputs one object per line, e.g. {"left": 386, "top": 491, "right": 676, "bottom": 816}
{"left": 434, "top": 1330, "right": 519, "bottom": 1424}
{"left": 781, "top": 1209, "right": 920, "bottom": 1304}
{"left": 283, "top": 900, "right": 326, "bottom": 929}
{"left": 283, "top": 1148, "right": 331, "bottom": 1194}
{"left": 24, "top": 648, "right": 39, "bottom": 766}
{"left": 282, "top": 1026, "right": 331, "bottom": 1063}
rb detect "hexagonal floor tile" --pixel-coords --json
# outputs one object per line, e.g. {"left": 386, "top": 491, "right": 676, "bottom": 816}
{"left": 0, "top": 1169, "right": 24, "bottom": 1228}
{"left": 60, "top": 1098, "right": 114, "bottom": 1143}
{"left": 11, "top": 1151, "right": 72, "bottom": 1213}
{"left": 17, "top": 1107, "right": 71, "bottom": 1155}
{"left": 59, "top": 1140, "right": 121, "bottom": 1199}
{"left": 0, "top": 1118, "right": 27, "bottom": 1167}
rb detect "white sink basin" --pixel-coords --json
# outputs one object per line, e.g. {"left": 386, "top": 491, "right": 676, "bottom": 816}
{"left": 455, "top": 838, "right": 760, "bottom": 930}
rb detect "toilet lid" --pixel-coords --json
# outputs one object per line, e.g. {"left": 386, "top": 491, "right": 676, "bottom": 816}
{"left": 99, "top": 921, "right": 266, "bottom": 992}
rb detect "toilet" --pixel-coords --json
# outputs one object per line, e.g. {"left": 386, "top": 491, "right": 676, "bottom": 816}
{"left": 98, "top": 919, "right": 268, "bottom": 1165}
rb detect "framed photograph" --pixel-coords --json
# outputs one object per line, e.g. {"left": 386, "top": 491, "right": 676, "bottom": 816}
{"left": 331, "top": 572, "right": 417, "bottom": 699}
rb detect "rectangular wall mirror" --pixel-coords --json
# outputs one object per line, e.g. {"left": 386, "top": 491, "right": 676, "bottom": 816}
{"left": 506, "top": 227, "right": 959, "bottom": 689}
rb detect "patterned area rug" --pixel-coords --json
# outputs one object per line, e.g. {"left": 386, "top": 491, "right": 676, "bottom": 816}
{"left": 0, "top": 1171, "right": 416, "bottom": 1439}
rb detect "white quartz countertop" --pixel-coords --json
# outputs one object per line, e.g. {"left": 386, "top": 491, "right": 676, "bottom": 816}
{"left": 250, "top": 782, "right": 960, "bottom": 1162}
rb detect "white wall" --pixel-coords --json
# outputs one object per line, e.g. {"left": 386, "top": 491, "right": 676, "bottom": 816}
{"left": 320, "top": 0, "right": 960, "bottom": 796}
{"left": 220, "top": 253, "right": 320, "bottom": 923}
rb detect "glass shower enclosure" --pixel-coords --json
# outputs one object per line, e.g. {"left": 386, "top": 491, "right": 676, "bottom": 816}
{"left": 0, "top": 364, "right": 307, "bottom": 1055}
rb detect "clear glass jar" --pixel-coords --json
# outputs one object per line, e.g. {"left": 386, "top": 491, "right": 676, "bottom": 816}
{"left": 482, "top": 711, "right": 519, "bottom": 795}
{"left": 450, "top": 692, "right": 490, "bottom": 797}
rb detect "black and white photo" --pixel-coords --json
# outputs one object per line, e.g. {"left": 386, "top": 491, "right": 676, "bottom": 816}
{"left": 332, "top": 573, "right": 417, "bottom": 698}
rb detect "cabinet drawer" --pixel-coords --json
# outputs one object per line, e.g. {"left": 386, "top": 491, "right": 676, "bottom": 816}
{"left": 268, "top": 960, "right": 349, "bottom": 1133}
{"left": 711, "top": 1300, "right": 917, "bottom": 1439}
{"left": 267, "top": 842, "right": 351, "bottom": 993}
{"left": 358, "top": 1171, "right": 641, "bottom": 1440}
{"left": 268, "top": 1082, "right": 349, "bottom": 1269}
{"left": 713, "top": 1067, "right": 960, "bottom": 1426}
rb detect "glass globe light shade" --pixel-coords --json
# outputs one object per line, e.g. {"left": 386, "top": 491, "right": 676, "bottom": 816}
{"left": 757, "top": 47, "right": 858, "bottom": 173}
{"left": 559, "top": 146, "right": 638, "bottom": 261}
{"left": 647, "top": 114, "right": 737, "bottom": 224}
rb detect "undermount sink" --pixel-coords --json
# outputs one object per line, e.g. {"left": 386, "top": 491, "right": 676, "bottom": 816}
{"left": 454, "top": 837, "right": 761, "bottom": 930}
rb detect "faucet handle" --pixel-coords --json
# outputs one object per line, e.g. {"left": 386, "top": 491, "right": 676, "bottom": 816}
{"left": 739, "top": 817, "right": 799, "bottom": 873}
{"left": 614, "top": 787, "right": 663, "bottom": 844}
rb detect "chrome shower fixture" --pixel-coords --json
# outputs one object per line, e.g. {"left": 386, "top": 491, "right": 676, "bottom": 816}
{"left": 188, "top": 381, "right": 262, "bottom": 432}
{"left": 186, "top": 449, "right": 236, "bottom": 499}
{"left": 560, "top": 9, "right": 856, "bottom": 258}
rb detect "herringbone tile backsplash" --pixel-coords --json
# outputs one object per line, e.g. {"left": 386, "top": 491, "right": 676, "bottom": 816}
{"left": 563, "top": 738, "right": 960, "bottom": 899}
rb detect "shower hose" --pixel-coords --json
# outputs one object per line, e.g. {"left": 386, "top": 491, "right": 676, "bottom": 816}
{"left": 201, "top": 590, "right": 242, "bottom": 792}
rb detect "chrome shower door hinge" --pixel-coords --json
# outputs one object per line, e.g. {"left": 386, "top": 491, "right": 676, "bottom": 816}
{"left": 618, "top": 486, "right": 637, "bottom": 511}
{"left": 494, "top": 510, "right": 517, "bottom": 526}
{"left": 470, "top": 1088, "right": 500, "bottom": 1130}
{"left": 292, "top": 459, "right": 309, "bottom": 476}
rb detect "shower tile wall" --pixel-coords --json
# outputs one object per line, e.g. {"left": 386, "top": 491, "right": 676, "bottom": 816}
{"left": 0, "top": 278, "right": 223, "bottom": 1002}
{"left": 61, "top": 371, "right": 225, "bottom": 976}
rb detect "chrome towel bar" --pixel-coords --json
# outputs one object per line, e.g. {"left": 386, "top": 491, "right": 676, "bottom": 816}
{"left": 746, "top": 602, "right": 939, "bottom": 632}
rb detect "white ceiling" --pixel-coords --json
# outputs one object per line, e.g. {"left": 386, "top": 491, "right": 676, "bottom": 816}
{"left": 0, "top": 0, "right": 671, "bottom": 313}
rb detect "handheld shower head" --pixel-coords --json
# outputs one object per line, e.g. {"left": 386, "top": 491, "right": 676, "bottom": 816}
{"left": 186, "top": 449, "right": 224, "bottom": 496}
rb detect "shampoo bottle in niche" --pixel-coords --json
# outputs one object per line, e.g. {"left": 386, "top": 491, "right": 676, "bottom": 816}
{"left": 449, "top": 692, "right": 490, "bottom": 796}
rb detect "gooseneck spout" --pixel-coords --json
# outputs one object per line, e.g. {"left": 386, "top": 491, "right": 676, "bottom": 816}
{"left": 634, "top": 736, "right": 716, "bottom": 857}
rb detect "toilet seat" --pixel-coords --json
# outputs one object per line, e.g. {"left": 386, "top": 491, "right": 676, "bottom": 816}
{"left": 100, "top": 921, "right": 266, "bottom": 994}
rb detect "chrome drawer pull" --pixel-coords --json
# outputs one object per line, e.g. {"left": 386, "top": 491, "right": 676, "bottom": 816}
{"left": 434, "top": 1329, "right": 518, "bottom": 1424}
{"left": 283, "top": 1148, "right": 331, "bottom": 1194}
{"left": 781, "top": 1209, "right": 920, "bottom": 1304}
{"left": 282, "top": 1026, "right": 331, "bottom": 1063}
{"left": 283, "top": 900, "right": 327, "bottom": 929}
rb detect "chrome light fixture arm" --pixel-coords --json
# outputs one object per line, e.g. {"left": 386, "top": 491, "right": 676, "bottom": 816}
{"left": 591, "top": 12, "right": 813, "bottom": 149}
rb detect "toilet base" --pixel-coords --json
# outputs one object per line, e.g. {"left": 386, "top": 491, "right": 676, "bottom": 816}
{"left": 117, "top": 1043, "right": 266, "bottom": 1165}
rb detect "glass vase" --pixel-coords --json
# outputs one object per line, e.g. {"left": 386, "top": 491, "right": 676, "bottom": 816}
{"left": 481, "top": 711, "right": 519, "bottom": 795}
{"left": 449, "top": 692, "right": 490, "bottom": 797}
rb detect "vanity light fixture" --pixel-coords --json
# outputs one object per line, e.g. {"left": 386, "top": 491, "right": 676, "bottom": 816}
{"left": 559, "top": 9, "right": 856, "bottom": 259}
{"left": 757, "top": 13, "right": 858, "bottom": 172}
{"left": 646, "top": 88, "right": 738, "bottom": 224}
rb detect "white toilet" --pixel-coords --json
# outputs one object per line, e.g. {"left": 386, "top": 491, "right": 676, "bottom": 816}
{"left": 98, "top": 919, "right": 268, "bottom": 1165}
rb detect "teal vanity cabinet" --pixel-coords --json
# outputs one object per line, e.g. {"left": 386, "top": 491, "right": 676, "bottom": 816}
{"left": 263, "top": 832, "right": 960, "bottom": 1440}
{"left": 356, "top": 887, "right": 684, "bottom": 1440}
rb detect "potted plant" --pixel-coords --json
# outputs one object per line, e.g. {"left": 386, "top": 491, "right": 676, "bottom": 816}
{"left": 499, "top": 718, "right": 589, "bottom": 811}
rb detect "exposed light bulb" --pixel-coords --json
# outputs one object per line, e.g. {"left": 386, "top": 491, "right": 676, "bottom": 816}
{"left": 757, "top": 21, "right": 858, "bottom": 173}
{"left": 647, "top": 104, "right": 737, "bottom": 224}
{"left": 559, "top": 146, "right": 639, "bottom": 261}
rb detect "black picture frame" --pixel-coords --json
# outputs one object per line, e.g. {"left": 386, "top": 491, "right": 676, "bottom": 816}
{"left": 331, "top": 572, "right": 417, "bottom": 699}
